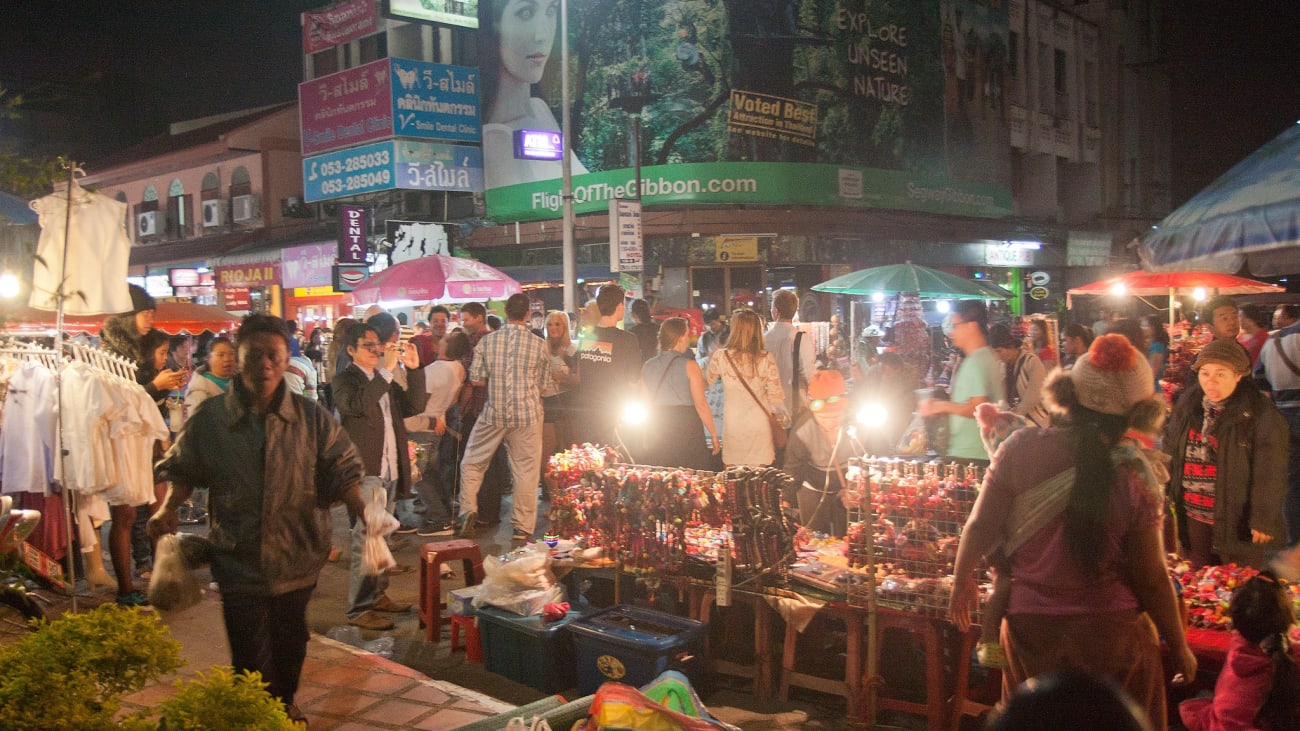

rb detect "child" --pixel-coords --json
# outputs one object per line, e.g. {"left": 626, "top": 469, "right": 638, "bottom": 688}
{"left": 972, "top": 402, "right": 1027, "bottom": 669}
{"left": 1180, "top": 571, "right": 1300, "bottom": 731}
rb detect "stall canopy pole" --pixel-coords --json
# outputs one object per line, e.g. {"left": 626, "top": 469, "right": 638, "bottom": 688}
{"left": 55, "top": 158, "right": 80, "bottom": 612}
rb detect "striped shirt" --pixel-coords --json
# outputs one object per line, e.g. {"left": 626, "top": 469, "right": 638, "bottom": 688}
{"left": 468, "top": 323, "right": 551, "bottom": 427}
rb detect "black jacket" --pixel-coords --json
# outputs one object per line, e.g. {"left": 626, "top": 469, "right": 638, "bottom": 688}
{"left": 1164, "top": 381, "right": 1288, "bottom": 564}
{"left": 332, "top": 363, "right": 427, "bottom": 494}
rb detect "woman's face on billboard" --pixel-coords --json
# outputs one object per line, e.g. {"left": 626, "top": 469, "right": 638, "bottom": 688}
{"left": 497, "top": 0, "right": 559, "bottom": 86}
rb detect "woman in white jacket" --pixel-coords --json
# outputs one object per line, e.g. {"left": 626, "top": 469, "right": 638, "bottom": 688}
{"left": 404, "top": 331, "right": 469, "bottom": 536}
{"left": 183, "top": 337, "right": 235, "bottom": 414}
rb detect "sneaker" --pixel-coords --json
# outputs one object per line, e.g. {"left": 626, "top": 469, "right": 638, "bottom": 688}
{"left": 458, "top": 511, "right": 479, "bottom": 538}
{"left": 372, "top": 593, "right": 412, "bottom": 613}
{"left": 347, "top": 610, "right": 394, "bottom": 631}
{"left": 386, "top": 563, "right": 415, "bottom": 576}
{"left": 116, "top": 590, "right": 150, "bottom": 608}
{"left": 512, "top": 529, "right": 531, "bottom": 543}
{"left": 417, "top": 521, "right": 454, "bottom": 537}
{"left": 977, "top": 641, "right": 1007, "bottom": 669}
{"left": 395, "top": 523, "right": 419, "bottom": 534}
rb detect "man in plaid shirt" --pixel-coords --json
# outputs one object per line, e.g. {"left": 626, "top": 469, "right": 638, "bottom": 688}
{"left": 457, "top": 293, "right": 551, "bottom": 543}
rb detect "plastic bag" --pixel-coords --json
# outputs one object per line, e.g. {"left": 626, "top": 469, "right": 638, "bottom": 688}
{"left": 896, "top": 413, "right": 928, "bottom": 455}
{"left": 473, "top": 543, "right": 564, "bottom": 615}
{"left": 148, "top": 534, "right": 203, "bottom": 612}
{"left": 359, "top": 490, "right": 399, "bottom": 576}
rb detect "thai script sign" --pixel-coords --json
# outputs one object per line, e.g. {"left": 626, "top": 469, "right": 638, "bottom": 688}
{"left": 303, "top": 140, "right": 484, "bottom": 202}
{"left": 303, "top": 0, "right": 377, "bottom": 54}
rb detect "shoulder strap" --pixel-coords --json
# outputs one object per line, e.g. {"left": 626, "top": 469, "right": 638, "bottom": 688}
{"left": 792, "top": 331, "right": 804, "bottom": 396}
{"left": 1271, "top": 332, "right": 1300, "bottom": 377}
{"left": 651, "top": 353, "right": 681, "bottom": 399}
{"left": 725, "top": 352, "right": 769, "bottom": 412}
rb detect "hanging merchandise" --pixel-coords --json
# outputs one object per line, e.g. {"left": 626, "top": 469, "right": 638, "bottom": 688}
{"left": 27, "top": 180, "right": 132, "bottom": 316}
{"left": 545, "top": 447, "right": 797, "bottom": 581}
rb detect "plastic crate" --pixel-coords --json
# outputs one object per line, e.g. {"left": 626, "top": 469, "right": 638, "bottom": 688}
{"left": 478, "top": 606, "right": 583, "bottom": 694}
{"left": 567, "top": 605, "right": 706, "bottom": 695}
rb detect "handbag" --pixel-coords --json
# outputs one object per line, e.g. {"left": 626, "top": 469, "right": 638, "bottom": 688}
{"left": 725, "top": 352, "right": 787, "bottom": 450}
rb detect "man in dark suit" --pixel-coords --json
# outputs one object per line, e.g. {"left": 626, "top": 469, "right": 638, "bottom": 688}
{"left": 333, "top": 315, "right": 427, "bottom": 631}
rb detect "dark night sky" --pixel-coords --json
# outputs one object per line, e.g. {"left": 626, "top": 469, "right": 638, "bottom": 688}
{"left": 1, "top": 0, "right": 1298, "bottom": 209}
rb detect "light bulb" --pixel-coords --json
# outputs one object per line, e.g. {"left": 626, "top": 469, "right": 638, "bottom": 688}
{"left": 0, "top": 272, "right": 20, "bottom": 299}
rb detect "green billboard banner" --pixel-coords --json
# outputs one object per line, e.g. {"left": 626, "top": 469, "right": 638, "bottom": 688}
{"left": 478, "top": 0, "right": 1012, "bottom": 221}
{"left": 489, "top": 161, "right": 1012, "bottom": 219}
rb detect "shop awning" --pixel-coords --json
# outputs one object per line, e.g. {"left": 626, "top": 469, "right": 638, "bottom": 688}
{"left": 496, "top": 263, "right": 618, "bottom": 286}
{"left": 1140, "top": 122, "right": 1300, "bottom": 275}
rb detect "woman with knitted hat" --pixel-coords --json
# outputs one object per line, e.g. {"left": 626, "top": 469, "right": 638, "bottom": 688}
{"left": 1163, "top": 337, "right": 1287, "bottom": 568}
{"left": 98, "top": 284, "right": 188, "bottom": 606}
{"left": 949, "top": 334, "right": 1196, "bottom": 729}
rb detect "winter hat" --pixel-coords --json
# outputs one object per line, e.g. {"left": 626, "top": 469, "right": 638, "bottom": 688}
{"left": 1193, "top": 338, "right": 1251, "bottom": 375}
{"left": 808, "top": 369, "right": 846, "bottom": 402}
{"left": 1068, "top": 334, "right": 1153, "bottom": 416}
{"left": 128, "top": 284, "right": 156, "bottom": 314}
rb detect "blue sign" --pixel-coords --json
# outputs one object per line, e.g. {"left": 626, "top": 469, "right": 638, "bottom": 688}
{"left": 389, "top": 59, "right": 480, "bottom": 143}
{"left": 393, "top": 140, "right": 484, "bottom": 194}
{"left": 304, "top": 140, "right": 484, "bottom": 202}
{"left": 514, "top": 129, "right": 564, "bottom": 161}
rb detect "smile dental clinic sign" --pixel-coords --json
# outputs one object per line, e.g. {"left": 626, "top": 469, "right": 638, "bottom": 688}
{"left": 298, "top": 57, "right": 480, "bottom": 156}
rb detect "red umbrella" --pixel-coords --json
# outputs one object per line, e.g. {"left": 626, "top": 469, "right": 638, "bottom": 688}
{"left": 1067, "top": 270, "right": 1282, "bottom": 325}
{"left": 0, "top": 301, "right": 241, "bottom": 336}
{"left": 350, "top": 254, "right": 522, "bottom": 305}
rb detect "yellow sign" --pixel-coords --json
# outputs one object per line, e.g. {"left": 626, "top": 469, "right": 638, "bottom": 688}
{"left": 292, "top": 286, "right": 337, "bottom": 297}
{"left": 715, "top": 236, "right": 759, "bottom": 263}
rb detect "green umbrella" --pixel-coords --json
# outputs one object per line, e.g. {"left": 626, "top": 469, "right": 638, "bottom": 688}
{"left": 811, "top": 262, "right": 998, "bottom": 299}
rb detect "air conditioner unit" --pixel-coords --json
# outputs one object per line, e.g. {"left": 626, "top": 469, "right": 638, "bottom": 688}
{"left": 232, "top": 194, "right": 260, "bottom": 222}
{"left": 137, "top": 211, "right": 158, "bottom": 237}
{"left": 201, "top": 199, "right": 225, "bottom": 227}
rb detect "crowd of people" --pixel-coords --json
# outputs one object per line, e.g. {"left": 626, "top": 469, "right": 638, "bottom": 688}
{"left": 75, "top": 279, "right": 1300, "bottom": 729}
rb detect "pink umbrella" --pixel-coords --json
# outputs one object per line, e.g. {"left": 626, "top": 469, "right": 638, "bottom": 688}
{"left": 349, "top": 255, "right": 522, "bottom": 305}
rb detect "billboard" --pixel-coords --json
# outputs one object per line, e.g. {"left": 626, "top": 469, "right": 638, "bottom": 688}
{"left": 303, "top": 0, "right": 378, "bottom": 54}
{"left": 386, "top": 220, "right": 455, "bottom": 264}
{"left": 385, "top": 0, "right": 479, "bottom": 29}
{"left": 478, "top": 0, "right": 1013, "bottom": 221}
{"left": 303, "top": 139, "right": 484, "bottom": 202}
{"left": 299, "top": 58, "right": 481, "bottom": 156}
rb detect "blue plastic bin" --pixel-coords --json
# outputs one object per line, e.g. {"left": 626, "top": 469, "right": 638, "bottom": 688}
{"left": 566, "top": 605, "right": 707, "bottom": 695}
{"left": 478, "top": 606, "right": 583, "bottom": 693}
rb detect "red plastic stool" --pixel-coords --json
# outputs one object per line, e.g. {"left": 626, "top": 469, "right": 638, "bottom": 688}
{"left": 449, "top": 614, "right": 483, "bottom": 663}
{"left": 418, "top": 539, "right": 485, "bottom": 643}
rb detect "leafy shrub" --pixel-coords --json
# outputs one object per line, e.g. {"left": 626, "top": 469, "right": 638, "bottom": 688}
{"left": 155, "top": 668, "right": 298, "bottom": 730}
{"left": 0, "top": 605, "right": 182, "bottom": 730}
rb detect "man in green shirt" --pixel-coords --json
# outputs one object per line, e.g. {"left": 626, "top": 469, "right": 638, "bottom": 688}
{"left": 919, "top": 300, "right": 1004, "bottom": 462}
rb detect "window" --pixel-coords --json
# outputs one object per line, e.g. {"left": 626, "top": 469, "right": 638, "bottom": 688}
{"left": 311, "top": 47, "right": 338, "bottom": 77}
{"left": 358, "top": 32, "right": 387, "bottom": 64}
{"left": 201, "top": 172, "right": 220, "bottom": 195}
{"left": 1037, "top": 42, "right": 1054, "bottom": 114}
{"left": 229, "top": 166, "right": 252, "bottom": 198}
{"left": 1054, "top": 48, "right": 1070, "bottom": 119}
{"left": 1083, "top": 60, "right": 1098, "bottom": 127}
{"left": 166, "top": 178, "right": 189, "bottom": 239}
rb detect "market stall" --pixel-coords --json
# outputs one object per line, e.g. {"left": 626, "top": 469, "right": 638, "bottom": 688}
{"left": 522, "top": 440, "right": 1299, "bottom": 729}
{"left": 0, "top": 301, "right": 241, "bottom": 335}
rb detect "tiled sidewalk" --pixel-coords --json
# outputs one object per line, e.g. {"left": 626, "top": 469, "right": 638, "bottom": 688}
{"left": 119, "top": 634, "right": 514, "bottom": 730}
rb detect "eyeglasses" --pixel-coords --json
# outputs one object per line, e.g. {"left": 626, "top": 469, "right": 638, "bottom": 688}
{"left": 809, "top": 395, "right": 844, "bottom": 411}
{"left": 357, "top": 342, "right": 383, "bottom": 353}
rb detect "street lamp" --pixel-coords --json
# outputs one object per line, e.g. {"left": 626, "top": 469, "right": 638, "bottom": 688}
{"left": 560, "top": 0, "right": 577, "bottom": 315}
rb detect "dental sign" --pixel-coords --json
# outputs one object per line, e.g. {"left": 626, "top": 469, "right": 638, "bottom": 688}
{"left": 303, "top": 139, "right": 484, "bottom": 202}
{"left": 298, "top": 58, "right": 480, "bottom": 156}
{"left": 339, "top": 205, "right": 368, "bottom": 264}
{"left": 515, "top": 129, "right": 564, "bottom": 161}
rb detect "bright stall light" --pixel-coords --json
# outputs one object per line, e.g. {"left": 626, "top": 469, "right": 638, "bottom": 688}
{"left": 621, "top": 401, "right": 648, "bottom": 426}
{"left": 0, "top": 272, "right": 20, "bottom": 299}
{"left": 1192, "top": 287, "right": 1207, "bottom": 302}
{"left": 871, "top": 291, "right": 885, "bottom": 303}
{"left": 1109, "top": 282, "right": 1127, "bottom": 297}
{"left": 936, "top": 300, "right": 951, "bottom": 314}
{"left": 856, "top": 402, "right": 888, "bottom": 428}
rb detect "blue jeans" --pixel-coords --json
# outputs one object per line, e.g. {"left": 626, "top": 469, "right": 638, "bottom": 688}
{"left": 347, "top": 476, "right": 394, "bottom": 617}
{"left": 1283, "top": 408, "right": 1300, "bottom": 545}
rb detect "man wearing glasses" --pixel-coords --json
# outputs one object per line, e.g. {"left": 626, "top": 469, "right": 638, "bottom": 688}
{"left": 333, "top": 317, "right": 427, "bottom": 631}
{"left": 919, "top": 300, "right": 1003, "bottom": 463}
